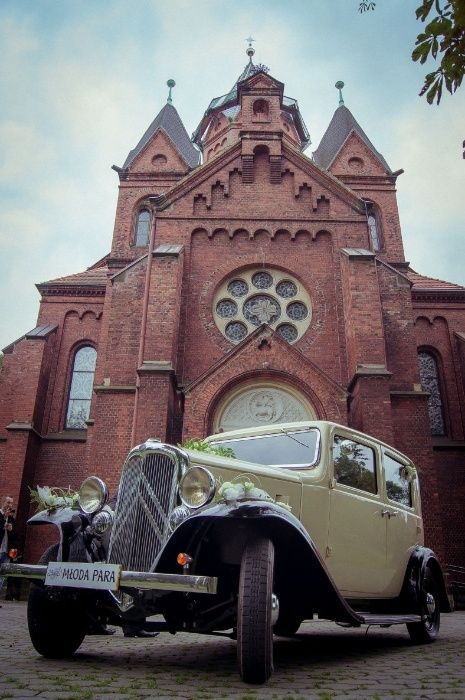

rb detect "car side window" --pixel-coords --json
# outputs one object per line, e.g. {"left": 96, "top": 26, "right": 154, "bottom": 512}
{"left": 333, "top": 435, "right": 377, "bottom": 494}
{"left": 384, "top": 453, "right": 412, "bottom": 507}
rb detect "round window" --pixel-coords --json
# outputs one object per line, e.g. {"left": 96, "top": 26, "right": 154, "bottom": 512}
{"left": 213, "top": 268, "right": 311, "bottom": 344}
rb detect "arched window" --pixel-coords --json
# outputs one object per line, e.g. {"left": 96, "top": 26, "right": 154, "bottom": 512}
{"left": 134, "top": 209, "right": 151, "bottom": 247}
{"left": 66, "top": 346, "right": 97, "bottom": 429}
{"left": 253, "top": 99, "right": 269, "bottom": 122}
{"left": 418, "top": 350, "right": 446, "bottom": 436}
{"left": 363, "top": 200, "right": 382, "bottom": 251}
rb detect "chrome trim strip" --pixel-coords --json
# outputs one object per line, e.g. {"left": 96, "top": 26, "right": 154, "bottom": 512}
{"left": 0, "top": 562, "right": 217, "bottom": 595}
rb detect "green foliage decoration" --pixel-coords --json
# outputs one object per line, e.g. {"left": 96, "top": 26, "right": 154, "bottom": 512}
{"left": 180, "top": 438, "right": 236, "bottom": 459}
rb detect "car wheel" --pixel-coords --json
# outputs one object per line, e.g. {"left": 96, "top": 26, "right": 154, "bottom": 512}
{"left": 407, "top": 566, "right": 441, "bottom": 644}
{"left": 237, "top": 536, "right": 274, "bottom": 684}
{"left": 27, "top": 544, "right": 87, "bottom": 658}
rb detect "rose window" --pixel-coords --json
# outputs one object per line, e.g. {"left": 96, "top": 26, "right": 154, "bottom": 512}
{"left": 213, "top": 268, "right": 311, "bottom": 344}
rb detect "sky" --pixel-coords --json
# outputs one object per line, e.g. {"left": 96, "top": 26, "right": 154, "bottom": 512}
{"left": 1, "top": 0, "right": 464, "bottom": 351}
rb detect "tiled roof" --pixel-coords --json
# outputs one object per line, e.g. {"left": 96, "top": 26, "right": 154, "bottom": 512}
{"left": 313, "top": 105, "right": 391, "bottom": 172}
{"left": 37, "top": 266, "right": 109, "bottom": 288}
{"left": 122, "top": 103, "right": 200, "bottom": 170}
{"left": 407, "top": 269, "right": 465, "bottom": 291}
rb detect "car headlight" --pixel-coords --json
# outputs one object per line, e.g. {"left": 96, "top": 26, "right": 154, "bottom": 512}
{"left": 79, "top": 476, "right": 108, "bottom": 514}
{"left": 91, "top": 509, "right": 113, "bottom": 535}
{"left": 179, "top": 467, "right": 216, "bottom": 509}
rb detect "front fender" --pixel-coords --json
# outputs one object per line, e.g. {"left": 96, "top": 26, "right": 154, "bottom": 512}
{"left": 156, "top": 499, "right": 363, "bottom": 625}
{"left": 28, "top": 507, "right": 91, "bottom": 563}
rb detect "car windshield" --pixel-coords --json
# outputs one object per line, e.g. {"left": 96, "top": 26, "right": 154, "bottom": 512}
{"left": 210, "top": 429, "right": 320, "bottom": 469}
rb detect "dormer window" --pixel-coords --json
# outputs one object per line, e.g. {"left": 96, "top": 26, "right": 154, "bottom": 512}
{"left": 134, "top": 209, "right": 151, "bottom": 247}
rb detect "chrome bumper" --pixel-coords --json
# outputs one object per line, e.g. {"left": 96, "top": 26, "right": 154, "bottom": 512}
{"left": 0, "top": 562, "right": 217, "bottom": 595}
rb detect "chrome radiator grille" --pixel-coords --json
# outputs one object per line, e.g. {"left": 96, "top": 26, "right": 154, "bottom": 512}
{"left": 108, "top": 445, "right": 184, "bottom": 572}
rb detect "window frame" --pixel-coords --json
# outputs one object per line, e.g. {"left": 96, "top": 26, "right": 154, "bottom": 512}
{"left": 133, "top": 207, "right": 151, "bottom": 247}
{"left": 332, "top": 433, "right": 378, "bottom": 495}
{"left": 362, "top": 198, "right": 383, "bottom": 252}
{"left": 65, "top": 344, "right": 97, "bottom": 431}
{"left": 417, "top": 347, "right": 447, "bottom": 437}
{"left": 382, "top": 450, "right": 414, "bottom": 509}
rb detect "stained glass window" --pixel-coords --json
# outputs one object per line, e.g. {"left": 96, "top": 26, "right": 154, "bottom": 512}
{"left": 418, "top": 351, "right": 445, "bottom": 436}
{"left": 287, "top": 302, "right": 308, "bottom": 321}
{"left": 216, "top": 299, "right": 238, "bottom": 318}
{"left": 276, "top": 280, "right": 297, "bottom": 298}
{"left": 276, "top": 324, "right": 298, "bottom": 342}
{"left": 134, "top": 209, "right": 151, "bottom": 246}
{"left": 225, "top": 321, "right": 248, "bottom": 341}
{"left": 227, "top": 279, "right": 249, "bottom": 297}
{"left": 66, "top": 346, "right": 97, "bottom": 429}
{"left": 251, "top": 272, "right": 273, "bottom": 289}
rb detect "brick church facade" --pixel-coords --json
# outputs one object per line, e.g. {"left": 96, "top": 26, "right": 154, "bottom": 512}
{"left": 1, "top": 49, "right": 465, "bottom": 578}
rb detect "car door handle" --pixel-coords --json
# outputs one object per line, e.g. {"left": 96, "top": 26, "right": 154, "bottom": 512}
{"left": 381, "top": 509, "right": 398, "bottom": 518}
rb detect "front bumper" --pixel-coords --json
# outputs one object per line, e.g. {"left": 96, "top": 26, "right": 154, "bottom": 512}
{"left": 0, "top": 562, "right": 218, "bottom": 595}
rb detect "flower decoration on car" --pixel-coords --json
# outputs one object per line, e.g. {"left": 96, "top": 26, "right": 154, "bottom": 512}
{"left": 399, "top": 464, "right": 417, "bottom": 482}
{"left": 29, "top": 485, "right": 80, "bottom": 512}
{"left": 216, "top": 476, "right": 291, "bottom": 511}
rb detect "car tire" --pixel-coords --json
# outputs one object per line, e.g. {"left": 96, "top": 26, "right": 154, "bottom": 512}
{"left": 407, "top": 566, "right": 441, "bottom": 644}
{"left": 237, "top": 536, "right": 274, "bottom": 684}
{"left": 27, "top": 544, "right": 87, "bottom": 658}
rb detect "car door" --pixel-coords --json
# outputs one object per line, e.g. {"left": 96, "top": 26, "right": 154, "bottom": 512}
{"left": 382, "top": 450, "right": 422, "bottom": 597}
{"left": 326, "top": 432, "right": 387, "bottom": 597}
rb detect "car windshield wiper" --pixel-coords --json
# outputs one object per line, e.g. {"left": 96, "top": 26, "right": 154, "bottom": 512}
{"left": 279, "top": 428, "right": 310, "bottom": 449}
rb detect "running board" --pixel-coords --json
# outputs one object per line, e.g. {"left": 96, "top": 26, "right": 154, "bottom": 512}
{"left": 356, "top": 613, "right": 421, "bottom": 625}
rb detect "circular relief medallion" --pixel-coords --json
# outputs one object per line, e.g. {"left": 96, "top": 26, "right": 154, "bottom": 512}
{"left": 243, "top": 295, "right": 281, "bottom": 326}
{"left": 251, "top": 271, "right": 273, "bottom": 289}
{"left": 276, "top": 323, "right": 298, "bottom": 342}
{"left": 225, "top": 321, "right": 248, "bottom": 342}
{"left": 216, "top": 299, "right": 238, "bottom": 318}
{"left": 286, "top": 301, "right": 308, "bottom": 321}
{"left": 248, "top": 390, "right": 284, "bottom": 423}
{"left": 276, "top": 280, "right": 297, "bottom": 298}
{"left": 227, "top": 279, "right": 249, "bottom": 297}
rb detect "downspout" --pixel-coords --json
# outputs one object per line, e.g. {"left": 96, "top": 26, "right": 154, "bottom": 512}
{"left": 131, "top": 199, "right": 158, "bottom": 446}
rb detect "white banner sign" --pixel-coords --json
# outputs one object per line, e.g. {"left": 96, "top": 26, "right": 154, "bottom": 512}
{"left": 46, "top": 562, "right": 121, "bottom": 590}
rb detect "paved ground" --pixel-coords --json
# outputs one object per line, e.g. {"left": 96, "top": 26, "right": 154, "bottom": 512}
{"left": 0, "top": 601, "right": 464, "bottom": 700}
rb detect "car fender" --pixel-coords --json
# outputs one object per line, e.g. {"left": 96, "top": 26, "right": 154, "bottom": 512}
{"left": 27, "top": 508, "right": 90, "bottom": 562}
{"left": 156, "top": 499, "right": 363, "bottom": 625}
{"left": 402, "top": 546, "right": 452, "bottom": 613}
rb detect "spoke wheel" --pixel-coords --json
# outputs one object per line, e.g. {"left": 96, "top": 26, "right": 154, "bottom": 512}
{"left": 407, "top": 566, "right": 441, "bottom": 644}
{"left": 237, "top": 537, "right": 274, "bottom": 684}
{"left": 27, "top": 544, "right": 87, "bottom": 658}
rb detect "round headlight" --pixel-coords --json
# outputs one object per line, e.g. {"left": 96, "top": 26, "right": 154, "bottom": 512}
{"left": 79, "top": 476, "right": 108, "bottom": 514}
{"left": 91, "top": 509, "right": 113, "bottom": 535}
{"left": 179, "top": 467, "right": 215, "bottom": 509}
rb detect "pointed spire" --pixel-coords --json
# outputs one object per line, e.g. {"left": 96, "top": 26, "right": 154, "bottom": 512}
{"left": 167, "top": 79, "right": 175, "bottom": 104}
{"left": 335, "top": 80, "right": 345, "bottom": 106}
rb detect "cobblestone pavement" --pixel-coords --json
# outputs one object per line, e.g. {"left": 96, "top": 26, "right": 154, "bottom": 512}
{"left": 0, "top": 601, "right": 464, "bottom": 700}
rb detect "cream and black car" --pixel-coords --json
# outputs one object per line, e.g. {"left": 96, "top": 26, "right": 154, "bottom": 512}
{"left": 0, "top": 421, "right": 451, "bottom": 684}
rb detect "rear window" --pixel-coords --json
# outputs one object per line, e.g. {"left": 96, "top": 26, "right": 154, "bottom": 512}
{"left": 210, "top": 429, "right": 320, "bottom": 469}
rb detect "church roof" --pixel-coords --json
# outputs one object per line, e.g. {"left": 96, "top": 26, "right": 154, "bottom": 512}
{"left": 37, "top": 266, "right": 109, "bottom": 290}
{"left": 122, "top": 102, "right": 200, "bottom": 170}
{"left": 406, "top": 269, "right": 465, "bottom": 291}
{"left": 313, "top": 104, "right": 391, "bottom": 173}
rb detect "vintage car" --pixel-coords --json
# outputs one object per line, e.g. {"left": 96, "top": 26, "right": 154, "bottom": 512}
{"left": 0, "top": 421, "right": 451, "bottom": 684}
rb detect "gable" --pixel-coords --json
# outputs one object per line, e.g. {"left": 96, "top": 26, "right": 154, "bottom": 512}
{"left": 154, "top": 141, "right": 364, "bottom": 221}
{"left": 329, "top": 131, "right": 391, "bottom": 177}
{"left": 128, "top": 129, "right": 191, "bottom": 174}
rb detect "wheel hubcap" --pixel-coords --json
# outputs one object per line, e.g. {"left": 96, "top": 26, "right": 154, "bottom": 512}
{"left": 271, "top": 594, "right": 279, "bottom": 626}
{"left": 425, "top": 592, "right": 436, "bottom": 616}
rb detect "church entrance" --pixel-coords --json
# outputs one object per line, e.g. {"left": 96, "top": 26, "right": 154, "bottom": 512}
{"left": 213, "top": 382, "right": 316, "bottom": 433}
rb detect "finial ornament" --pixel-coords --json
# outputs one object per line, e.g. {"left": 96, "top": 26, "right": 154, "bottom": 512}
{"left": 245, "top": 36, "right": 255, "bottom": 62}
{"left": 167, "top": 79, "right": 176, "bottom": 104}
{"left": 335, "top": 80, "right": 345, "bottom": 106}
